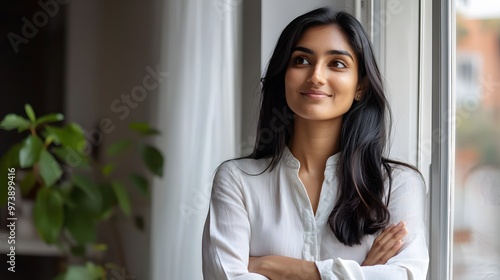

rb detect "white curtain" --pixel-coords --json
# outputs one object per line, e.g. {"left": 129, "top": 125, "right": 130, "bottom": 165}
{"left": 150, "top": 0, "right": 241, "bottom": 279}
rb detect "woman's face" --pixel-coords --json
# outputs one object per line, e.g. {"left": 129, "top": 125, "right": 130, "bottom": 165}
{"left": 285, "top": 24, "right": 361, "bottom": 122}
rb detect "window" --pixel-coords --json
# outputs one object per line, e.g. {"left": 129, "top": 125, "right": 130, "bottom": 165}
{"left": 453, "top": 1, "right": 500, "bottom": 278}
{"left": 456, "top": 53, "right": 481, "bottom": 103}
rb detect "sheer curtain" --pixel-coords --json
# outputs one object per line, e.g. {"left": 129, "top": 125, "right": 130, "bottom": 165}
{"left": 150, "top": 0, "right": 241, "bottom": 279}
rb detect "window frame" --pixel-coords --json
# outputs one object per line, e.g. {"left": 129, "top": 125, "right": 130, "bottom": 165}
{"left": 368, "top": 0, "right": 455, "bottom": 278}
{"left": 429, "top": 0, "right": 455, "bottom": 279}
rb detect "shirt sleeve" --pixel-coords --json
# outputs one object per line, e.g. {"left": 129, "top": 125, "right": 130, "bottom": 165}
{"left": 202, "top": 162, "right": 269, "bottom": 280}
{"left": 314, "top": 167, "right": 429, "bottom": 280}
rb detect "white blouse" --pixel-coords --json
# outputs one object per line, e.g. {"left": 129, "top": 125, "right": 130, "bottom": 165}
{"left": 202, "top": 147, "right": 429, "bottom": 279}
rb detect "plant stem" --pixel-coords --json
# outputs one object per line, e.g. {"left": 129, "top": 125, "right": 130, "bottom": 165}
{"left": 110, "top": 217, "right": 127, "bottom": 269}
{"left": 32, "top": 164, "right": 43, "bottom": 186}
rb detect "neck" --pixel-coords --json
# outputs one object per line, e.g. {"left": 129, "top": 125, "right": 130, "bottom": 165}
{"left": 289, "top": 116, "right": 342, "bottom": 172}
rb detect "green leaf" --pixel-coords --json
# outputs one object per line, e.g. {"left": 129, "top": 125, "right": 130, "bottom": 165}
{"left": 92, "top": 243, "right": 108, "bottom": 252}
{"left": 19, "top": 135, "right": 44, "bottom": 168}
{"left": 98, "top": 183, "right": 116, "bottom": 220}
{"left": 99, "top": 208, "right": 114, "bottom": 221}
{"left": 139, "top": 144, "right": 164, "bottom": 177}
{"left": 64, "top": 198, "right": 98, "bottom": 244}
{"left": 1, "top": 142, "right": 21, "bottom": 168}
{"left": 45, "top": 123, "right": 86, "bottom": 154}
{"left": 64, "top": 202, "right": 97, "bottom": 245}
{"left": 38, "top": 149, "right": 63, "bottom": 186}
{"left": 128, "top": 122, "right": 160, "bottom": 135}
{"left": 63, "top": 263, "right": 104, "bottom": 280}
{"left": 0, "top": 114, "right": 31, "bottom": 132}
{"left": 135, "top": 215, "right": 145, "bottom": 231}
{"left": 85, "top": 262, "right": 106, "bottom": 280}
{"left": 106, "top": 139, "right": 131, "bottom": 156}
{"left": 44, "top": 135, "right": 55, "bottom": 146}
{"left": 52, "top": 146, "right": 89, "bottom": 168}
{"left": 72, "top": 174, "right": 102, "bottom": 205}
{"left": 63, "top": 265, "right": 90, "bottom": 280}
{"left": 130, "top": 174, "right": 148, "bottom": 195}
{"left": 57, "top": 181, "right": 75, "bottom": 207}
{"left": 101, "top": 163, "right": 113, "bottom": 176}
{"left": 112, "top": 181, "right": 131, "bottom": 216}
{"left": 20, "top": 171, "right": 36, "bottom": 196}
{"left": 34, "top": 187, "right": 64, "bottom": 244}
{"left": 36, "top": 113, "right": 64, "bottom": 126}
{"left": 25, "top": 104, "right": 36, "bottom": 123}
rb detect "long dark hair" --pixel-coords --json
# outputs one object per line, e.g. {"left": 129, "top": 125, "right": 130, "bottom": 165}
{"left": 248, "top": 7, "right": 414, "bottom": 246}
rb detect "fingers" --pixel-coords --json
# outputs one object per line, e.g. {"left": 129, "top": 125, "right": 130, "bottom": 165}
{"left": 376, "top": 222, "right": 405, "bottom": 246}
{"left": 378, "top": 239, "right": 404, "bottom": 264}
{"left": 363, "top": 221, "right": 407, "bottom": 266}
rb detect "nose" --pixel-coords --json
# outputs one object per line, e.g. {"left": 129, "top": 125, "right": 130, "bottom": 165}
{"left": 308, "top": 64, "right": 326, "bottom": 85}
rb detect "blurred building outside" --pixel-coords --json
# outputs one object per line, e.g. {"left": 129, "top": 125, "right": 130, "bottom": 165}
{"left": 454, "top": 1, "right": 500, "bottom": 278}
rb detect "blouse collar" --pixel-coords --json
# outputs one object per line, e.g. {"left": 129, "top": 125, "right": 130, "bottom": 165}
{"left": 282, "top": 145, "right": 340, "bottom": 170}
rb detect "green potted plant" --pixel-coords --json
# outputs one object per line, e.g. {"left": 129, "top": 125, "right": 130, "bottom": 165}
{"left": 0, "top": 104, "right": 163, "bottom": 279}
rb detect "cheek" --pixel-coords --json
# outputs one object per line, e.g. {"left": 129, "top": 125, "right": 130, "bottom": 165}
{"left": 330, "top": 74, "right": 358, "bottom": 97}
{"left": 285, "top": 69, "right": 304, "bottom": 96}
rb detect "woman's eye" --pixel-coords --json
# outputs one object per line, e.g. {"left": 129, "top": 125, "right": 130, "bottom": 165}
{"left": 293, "top": 57, "right": 310, "bottom": 65}
{"left": 330, "top": 61, "right": 346, "bottom": 68}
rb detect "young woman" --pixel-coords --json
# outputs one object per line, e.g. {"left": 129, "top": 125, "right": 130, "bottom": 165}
{"left": 202, "top": 7, "right": 428, "bottom": 280}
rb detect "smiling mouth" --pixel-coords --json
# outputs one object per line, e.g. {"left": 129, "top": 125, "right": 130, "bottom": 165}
{"left": 300, "top": 90, "right": 332, "bottom": 98}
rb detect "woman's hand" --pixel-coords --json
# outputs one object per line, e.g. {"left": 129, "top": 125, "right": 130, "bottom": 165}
{"left": 248, "top": 255, "right": 320, "bottom": 280}
{"left": 362, "top": 221, "right": 407, "bottom": 266}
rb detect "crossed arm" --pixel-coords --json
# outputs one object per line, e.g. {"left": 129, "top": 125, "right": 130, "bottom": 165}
{"left": 247, "top": 222, "right": 408, "bottom": 279}
{"left": 202, "top": 163, "right": 428, "bottom": 280}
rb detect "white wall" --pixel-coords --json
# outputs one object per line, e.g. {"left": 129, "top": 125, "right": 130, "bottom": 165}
{"left": 261, "top": 0, "right": 352, "bottom": 71}
{"left": 65, "top": 0, "right": 162, "bottom": 279}
{"left": 65, "top": 0, "right": 101, "bottom": 129}
{"left": 381, "top": 0, "right": 421, "bottom": 166}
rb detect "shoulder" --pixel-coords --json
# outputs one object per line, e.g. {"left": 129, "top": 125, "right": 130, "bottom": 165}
{"left": 216, "top": 157, "right": 273, "bottom": 178}
{"left": 387, "top": 163, "right": 428, "bottom": 195}
{"left": 213, "top": 157, "right": 273, "bottom": 185}
{"left": 211, "top": 157, "right": 274, "bottom": 200}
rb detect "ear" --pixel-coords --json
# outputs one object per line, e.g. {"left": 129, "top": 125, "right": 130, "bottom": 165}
{"left": 355, "top": 77, "right": 368, "bottom": 101}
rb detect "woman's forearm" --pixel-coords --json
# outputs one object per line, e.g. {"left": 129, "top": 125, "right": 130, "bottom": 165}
{"left": 249, "top": 256, "right": 321, "bottom": 280}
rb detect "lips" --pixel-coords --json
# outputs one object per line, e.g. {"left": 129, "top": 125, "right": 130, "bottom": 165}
{"left": 300, "top": 90, "right": 332, "bottom": 98}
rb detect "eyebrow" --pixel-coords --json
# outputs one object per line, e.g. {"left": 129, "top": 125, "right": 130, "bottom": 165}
{"left": 292, "top": 46, "right": 354, "bottom": 61}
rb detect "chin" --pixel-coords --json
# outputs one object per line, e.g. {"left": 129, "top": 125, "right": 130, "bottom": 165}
{"left": 294, "top": 112, "right": 342, "bottom": 122}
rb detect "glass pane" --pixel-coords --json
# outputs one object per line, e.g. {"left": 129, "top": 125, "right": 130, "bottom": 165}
{"left": 454, "top": 1, "right": 500, "bottom": 278}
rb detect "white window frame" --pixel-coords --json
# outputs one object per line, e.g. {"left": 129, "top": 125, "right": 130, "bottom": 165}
{"left": 430, "top": 0, "right": 454, "bottom": 279}
{"left": 367, "top": 0, "right": 455, "bottom": 279}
